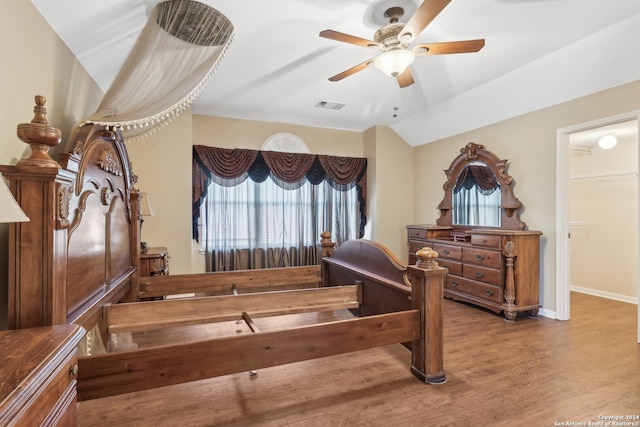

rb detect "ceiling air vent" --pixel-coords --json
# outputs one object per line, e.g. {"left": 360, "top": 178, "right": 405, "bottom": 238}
{"left": 315, "top": 101, "right": 345, "bottom": 110}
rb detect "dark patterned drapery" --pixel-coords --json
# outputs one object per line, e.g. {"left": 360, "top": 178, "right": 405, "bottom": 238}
{"left": 193, "top": 145, "right": 367, "bottom": 241}
{"left": 454, "top": 164, "right": 499, "bottom": 195}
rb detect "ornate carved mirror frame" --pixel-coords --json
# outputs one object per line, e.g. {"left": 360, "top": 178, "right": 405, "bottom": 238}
{"left": 436, "top": 142, "right": 526, "bottom": 230}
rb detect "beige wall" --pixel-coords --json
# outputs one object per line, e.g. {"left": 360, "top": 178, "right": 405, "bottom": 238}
{"left": 412, "top": 80, "right": 640, "bottom": 315}
{"left": 193, "top": 115, "right": 364, "bottom": 156}
{"left": 362, "top": 126, "right": 414, "bottom": 257}
{"left": 126, "top": 111, "right": 194, "bottom": 275}
{"left": 569, "top": 134, "right": 638, "bottom": 300}
{"left": 0, "top": 1, "right": 103, "bottom": 328}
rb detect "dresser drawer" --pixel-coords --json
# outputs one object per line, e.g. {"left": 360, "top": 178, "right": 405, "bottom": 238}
{"left": 463, "top": 263, "right": 502, "bottom": 285}
{"left": 463, "top": 247, "right": 501, "bottom": 269}
{"left": 407, "top": 227, "right": 427, "bottom": 240}
{"left": 408, "top": 240, "right": 425, "bottom": 256}
{"left": 470, "top": 234, "right": 501, "bottom": 248}
{"left": 438, "top": 259, "right": 462, "bottom": 276}
{"left": 432, "top": 242, "right": 463, "bottom": 261}
{"left": 446, "top": 275, "right": 503, "bottom": 304}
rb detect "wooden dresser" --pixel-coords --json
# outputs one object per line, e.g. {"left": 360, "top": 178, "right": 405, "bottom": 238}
{"left": 0, "top": 324, "right": 85, "bottom": 426}
{"left": 407, "top": 225, "right": 541, "bottom": 321}
{"left": 140, "top": 246, "right": 170, "bottom": 277}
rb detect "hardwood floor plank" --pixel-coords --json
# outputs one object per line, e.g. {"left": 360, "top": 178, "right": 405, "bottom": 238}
{"left": 77, "top": 293, "right": 640, "bottom": 426}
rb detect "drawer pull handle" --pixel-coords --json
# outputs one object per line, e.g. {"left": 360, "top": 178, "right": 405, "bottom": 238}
{"left": 475, "top": 255, "right": 485, "bottom": 261}
{"left": 69, "top": 364, "right": 79, "bottom": 376}
{"left": 451, "top": 281, "right": 459, "bottom": 287}
{"left": 442, "top": 250, "right": 450, "bottom": 255}
{"left": 476, "top": 272, "right": 485, "bottom": 279}
{"left": 485, "top": 290, "right": 494, "bottom": 297}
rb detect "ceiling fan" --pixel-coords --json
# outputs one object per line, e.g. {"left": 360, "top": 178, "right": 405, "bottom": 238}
{"left": 319, "top": 0, "right": 485, "bottom": 88}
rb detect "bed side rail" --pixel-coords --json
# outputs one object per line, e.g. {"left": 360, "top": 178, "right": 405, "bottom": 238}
{"left": 138, "top": 265, "right": 322, "bottom": 299}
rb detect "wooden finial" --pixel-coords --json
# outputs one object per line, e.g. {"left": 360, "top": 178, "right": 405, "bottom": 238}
{"left": 415, "top": 247, "right": 439, "bottom": 270}
{"left": 16, "top": 95, "right": 62, "bottom": 167}
{"left": 320, "top": 230, "right": 335, "bottom": 258}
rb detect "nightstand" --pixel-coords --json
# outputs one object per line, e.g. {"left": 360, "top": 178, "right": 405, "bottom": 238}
{"left": 140, "top": 246, "right": 169, "bottom": 277}
{"left": 0, "top": 324, "right": 85, "bottom": 426}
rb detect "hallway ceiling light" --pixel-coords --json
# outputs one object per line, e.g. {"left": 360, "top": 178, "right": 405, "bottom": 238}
{"left": 598, "top": 135, "right": 617, "bottom": 149}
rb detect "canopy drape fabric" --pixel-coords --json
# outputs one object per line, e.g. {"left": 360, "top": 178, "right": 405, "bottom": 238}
{"left": 82, "top": 0, "right": 234, "bottom": 142}
{"left": 192, "top": 145, "right": 367, "bottom": 241}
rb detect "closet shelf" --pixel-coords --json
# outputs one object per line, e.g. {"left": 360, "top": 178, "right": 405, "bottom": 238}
{"left": 570, "top": 170, "right": 637, "bottom": 182}
{"left": 569, "top": 221, "right": 591, "bottom": 229}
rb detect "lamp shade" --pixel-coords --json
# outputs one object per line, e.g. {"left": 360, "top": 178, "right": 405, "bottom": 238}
{"left": 140, "top": 192, "right": 155, "bottom": 216}
{"left": 0, "top": 173, "right": 29, "bottom": 223}
{"left": 374, "top": 49, "right": 415, "bottom": 77}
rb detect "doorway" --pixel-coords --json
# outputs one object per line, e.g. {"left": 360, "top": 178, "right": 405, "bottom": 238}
{"left": 556, "top": 112, "right": 640, "bottom": 343}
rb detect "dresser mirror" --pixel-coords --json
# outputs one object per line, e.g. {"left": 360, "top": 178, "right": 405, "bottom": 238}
{"left": 436, "top": 142, "right": 526, "bottom": 230}
{"left": 452, "top": 161, "right": 501, "bottom": 227}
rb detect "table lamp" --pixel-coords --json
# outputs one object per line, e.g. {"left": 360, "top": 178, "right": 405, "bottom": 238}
{"left": 0, "top": 173, "right": 29, "bottom": 223}
{"left": 139, "top": 192, "right": 154, "bottom": 253}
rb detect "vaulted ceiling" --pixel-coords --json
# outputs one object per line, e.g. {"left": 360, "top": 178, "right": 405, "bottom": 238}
{"left": 32, "top": 0, "right": 640, "bottom": 146}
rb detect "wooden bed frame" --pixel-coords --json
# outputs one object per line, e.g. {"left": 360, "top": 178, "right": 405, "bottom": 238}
{"left": 1, "top": 97, "right": 447, "bottom": 412}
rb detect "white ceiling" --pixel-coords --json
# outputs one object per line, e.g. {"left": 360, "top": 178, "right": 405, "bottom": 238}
{"left": 31, "top": 0, "right": 640, "bottom": 147}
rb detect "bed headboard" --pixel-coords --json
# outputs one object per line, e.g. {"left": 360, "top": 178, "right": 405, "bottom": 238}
{"left": 1, "top": 97, "right": 140, "bottom": 333}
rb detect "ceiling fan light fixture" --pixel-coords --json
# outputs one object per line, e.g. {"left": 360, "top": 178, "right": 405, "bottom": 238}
{"left": 598, "top": 135, "right": 617, "bottom": 149}
{"left": 374, "top": 49, "right": 415, "bottom": 77}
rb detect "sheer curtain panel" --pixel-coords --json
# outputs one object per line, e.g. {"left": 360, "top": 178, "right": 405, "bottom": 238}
{"left": 193, "top": 146, "right": 367, "bottom": 271}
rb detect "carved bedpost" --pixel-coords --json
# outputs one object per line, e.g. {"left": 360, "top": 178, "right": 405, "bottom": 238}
{"left": 0, "top": 96, "right": 72, "bottom": 328}
{"left": 320, "top": 230, "right": 335, "bottom": 258}
{"left": 15, "top": 95, "right": 62, "bottom": 168}
{"left": 407, "top": 247, "right": 447, "bottom": 384}
{"left": 319, "top": 231, "right": 335, "bottom": 287}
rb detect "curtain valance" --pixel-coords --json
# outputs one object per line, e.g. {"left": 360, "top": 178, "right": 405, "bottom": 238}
{"left": 454, "top": 165, "right": 499, "bottom": 195}
{"left": 193, "top": 145, "right": 367, "bottom": 240}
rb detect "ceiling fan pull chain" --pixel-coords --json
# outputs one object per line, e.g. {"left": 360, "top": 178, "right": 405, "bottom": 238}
{"left": 393, "top": 83, "right": 399, "bottom": 118}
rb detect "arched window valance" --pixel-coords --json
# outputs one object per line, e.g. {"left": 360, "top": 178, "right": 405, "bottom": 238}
{"left": 454, "top": 164, "right": 499, "bottom": 195}
{"left": 192, "top": 145, "right": 367, "bottom": 240}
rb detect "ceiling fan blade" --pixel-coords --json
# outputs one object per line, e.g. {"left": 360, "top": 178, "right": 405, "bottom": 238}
{"left": 414, "top": 39, "right": 485, "bottom": 55}
{"left": 319, "top": 29, "right": 382, "bottom": 49}
{"left": 397, "top": 68, "right": 415, "bottom": 88}
{"left": 328, "top": 59, "right": 375, "bottom": 82}
{"left": 398, "top": 0, "right": 451, "bottom": 43}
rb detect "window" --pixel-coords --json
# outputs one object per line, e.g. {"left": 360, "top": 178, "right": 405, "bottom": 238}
{"left": 200, "top": 177, "right": 358, "bottom": 270}
{"left": 193, "top": 144, "right": 367, "bottom": 272}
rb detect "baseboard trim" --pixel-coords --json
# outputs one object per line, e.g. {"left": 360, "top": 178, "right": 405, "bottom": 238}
{"left": 570, "top": 285, "right": 638, "bottom": 305}
{"left": 537, "top": 307, "right": 557, "bottom": 319}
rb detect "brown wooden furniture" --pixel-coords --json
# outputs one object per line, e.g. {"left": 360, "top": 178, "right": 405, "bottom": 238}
{"left": 139, "top": 247, "right": 169, "bottom": 277}
{"left": 1, "top": 97, "right": 448, "bottom": 416}
{"left": 0, "top": 324, "right": 85, "bottom": 426}
{"left": 407, "top": 225, "right": 541, "bottom": 320}
{"left": 139, "top": 264, "right": 322, "bottom": 299}
{"left": 323, "top": 238, "right": 413, "bottom": 316}
{"left": 408, "top": 143, "right": 542, "bottom": 321}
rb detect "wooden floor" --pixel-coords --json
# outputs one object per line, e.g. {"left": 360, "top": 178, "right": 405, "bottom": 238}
{"left": 77, "top": 293, "right": 640, "bottom": 426}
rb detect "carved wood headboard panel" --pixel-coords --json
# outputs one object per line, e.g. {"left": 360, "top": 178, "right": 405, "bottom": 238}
{"left": 0, "top": 97, "right": 141, "bottom": 332}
